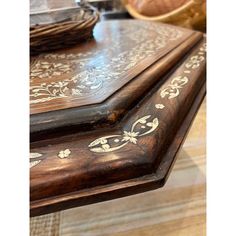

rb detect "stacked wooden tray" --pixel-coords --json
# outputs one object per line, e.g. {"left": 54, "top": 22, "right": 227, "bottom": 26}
{"left": 30, "top": 20, "right": 206, "bottom": 216}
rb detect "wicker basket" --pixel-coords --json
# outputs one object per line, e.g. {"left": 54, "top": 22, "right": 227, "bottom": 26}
{"left": 30, "top": 5, "right": 99, "bottom": 55}
{"left": 122, "top": 0, "right": 206, "bottom": 30}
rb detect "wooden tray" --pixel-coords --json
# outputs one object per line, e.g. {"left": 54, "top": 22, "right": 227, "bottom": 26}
{"left": 30, "top": 20, "right": 206, "bottom": 216}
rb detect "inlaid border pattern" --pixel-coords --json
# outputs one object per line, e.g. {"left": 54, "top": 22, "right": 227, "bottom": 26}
{"left": 30, "top": 43, "right": 206, "bottom": 167}
{"left": 88, "top": 43, "right": 206, "bottom": 153}
{"left": 89, "top": 104, "right": 164, "bottom": 153}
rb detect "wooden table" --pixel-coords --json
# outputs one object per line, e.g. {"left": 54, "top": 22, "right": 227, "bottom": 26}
{"left": 30, "top": 99, "right": 206, "bottom": 235}
{"left": 30, "top": 20, "right": 206, "bottom": 216}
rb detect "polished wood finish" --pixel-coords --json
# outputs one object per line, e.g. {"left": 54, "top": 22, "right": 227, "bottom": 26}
{"left": 31, "top": 81, "right": 205, "bottom": 216}
{"left": 30, "top": 20, "right": 193, "bottom": 114}
{"left": 30, "top": 100, "right": 206, "bottom": 236}
{"left": 30, "top": 30, "right": 202, "bottom": 141}
{"left": 30, "top": 20, "right": 206, "bottom": 216}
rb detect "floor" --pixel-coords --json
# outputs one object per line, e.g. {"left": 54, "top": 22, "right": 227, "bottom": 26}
{"left": 30, "top": 99, "right": 206, "bottom": 236}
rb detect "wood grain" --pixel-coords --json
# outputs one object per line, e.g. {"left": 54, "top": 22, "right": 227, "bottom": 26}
{"left": 30, "top": 31, "right": 202, "bottom": 141}
{"left": 30, "top": 20, "right": 206, "bottom": 216}
{"left": 30, "top": 20, "right": 193, "bottom": 114}
{"left": 30, "top": 36, "right": 206, "bottom": 216}
{"left": 30, "top": 99, "right": 206, "bottom": 236}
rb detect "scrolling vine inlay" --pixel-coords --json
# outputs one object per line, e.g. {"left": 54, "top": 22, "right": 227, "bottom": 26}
{"left": 30, "top": 22, "right": 185, "bottom": 105}
{"left": 29, "top": 38, "right": 206, "bottom": 166}
{"left": 160, "top": 43, "right": 206, "bottom": 99}
{"left": 89, "top": 104, "right": 165, "bottom": 153}
{"left": 88, "top": 43, "right": 206, "bottom": 153}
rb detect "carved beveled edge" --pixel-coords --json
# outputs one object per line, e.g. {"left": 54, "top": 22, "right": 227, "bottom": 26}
{"left": 30, "top": 40, "right": 206, "bottom": 215}
{"left": 30, "top": 82, "right": 206, "bottom": 217}
{"left": 30, "top": 32, "right": 203, "bottom": 138}
{"left": 30, "top": 40, "right": 206, "bottom": 168}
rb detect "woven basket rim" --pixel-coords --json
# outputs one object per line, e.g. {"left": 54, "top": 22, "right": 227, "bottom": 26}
{"left": 30, "top": 5, "right": 99, "bottom": 55}
{"left": 122, "top": 0, "right": 204, "bottom": 21}
{"left": 30, "top": 5, "right": 97, "bottom": 26}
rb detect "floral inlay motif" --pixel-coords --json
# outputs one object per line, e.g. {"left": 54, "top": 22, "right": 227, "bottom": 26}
{"left": 160, "top": 76, "right": 188, "bottom": 99}
{"left": 30, "top": 39, "right": 206, "bottom": 164}
{"left": 89, "top": 42, "right": 206, "bottom": 153}
{"left": 30, "top": 69, "right": 103, "bottom": 104}
{"left": 29, "top": 149, "right": 72, "bottom": 169}
{"left": 160, "top": 43, "right": 206, "bottom": 100}
{"left": 88, "top": 105, "right": 163, "bottom": 153}
{"left": 185, "top": 55, "right": 205, "bottom": 69}
{"left": 122, "top": 131, "right": 139, "bottom": 144}
{"left": 155, "top": 104, "right": 165, "bottom": 109}
{"left": 30, "top": 61, "right": 74, "bottom": 79}
{"left": 30, "top": 23, "right": 185, "bottom": 104}
{"left": 58, "top": 149, "right": 71, "bottom": 159}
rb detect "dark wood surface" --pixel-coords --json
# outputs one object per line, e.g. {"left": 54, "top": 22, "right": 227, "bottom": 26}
{"left": 30, "top": 30, "right": 202, "bottom": 141}
{"left": 30, "top": 21, "right": 201, "bottom": 142}
{"left": 30, "top": 20, "right": 193, "bottom": 114}
{"left": 30, "top": 100, "right": 206, "bottom": 236}
{"left": 30, "top": 20, "right": 206, "bottom": 216}
{"left": 31, "top": 82, "right": 206, "bottom": 217}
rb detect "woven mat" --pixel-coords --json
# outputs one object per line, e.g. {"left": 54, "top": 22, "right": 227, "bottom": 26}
{"left": 30, "top": 213, "right": 60, "bottom": 236}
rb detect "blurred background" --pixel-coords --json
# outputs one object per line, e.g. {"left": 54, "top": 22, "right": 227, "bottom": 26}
{"left": 78, "top": 0, "right": 206, "bottom": 31}
{"left": 30, "top": 0, "right": 206, "bottom": 31}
